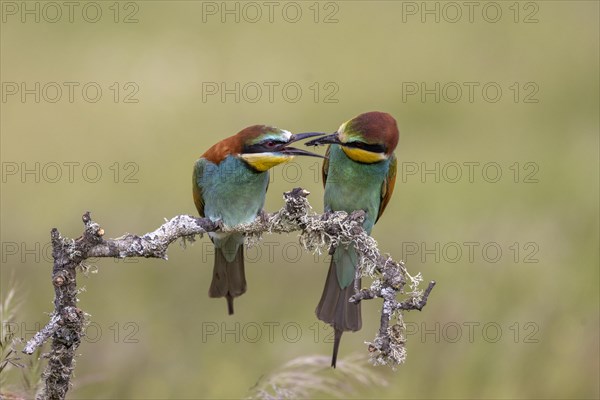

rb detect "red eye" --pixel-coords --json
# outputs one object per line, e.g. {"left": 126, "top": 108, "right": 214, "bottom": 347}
{"left": 267, "top": 141, "right": 276, "bottom": 147}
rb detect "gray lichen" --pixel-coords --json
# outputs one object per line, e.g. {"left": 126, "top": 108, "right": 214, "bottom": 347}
{"left": 24, "top": 188, "right": 434, "bottom": 400}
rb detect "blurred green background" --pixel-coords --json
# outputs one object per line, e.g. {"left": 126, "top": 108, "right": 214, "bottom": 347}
{"left": 1, "top": 1, "right": 598, "bottom": 399}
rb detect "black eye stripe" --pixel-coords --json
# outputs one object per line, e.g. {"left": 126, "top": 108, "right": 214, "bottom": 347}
{"left": 244, "top": 140, "right": 286, "bottom": 154}
{"left": 345, "top": 141, "right": 386, "bottom": 153}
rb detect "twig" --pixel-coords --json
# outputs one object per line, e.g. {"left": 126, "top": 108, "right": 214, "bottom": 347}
{"left": 23, "top": 187, "right": 434, "bottom": 399}
{"left": 22, "top": 314, "right": 60, "bottom": 356}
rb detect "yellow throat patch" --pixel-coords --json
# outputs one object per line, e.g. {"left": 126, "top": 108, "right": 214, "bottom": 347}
{"left": 240, "top": 153, "right": 293, "bottom": 172}
{"left": 341, "top": 146, "right": 386, "bottom": 164}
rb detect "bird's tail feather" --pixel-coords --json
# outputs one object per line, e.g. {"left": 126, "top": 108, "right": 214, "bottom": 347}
{"left": 315, "top": 258, "right": 361, "bottom": 368}
{"left": 331, "top": 328, "right": 343, "bottom": 368}
{"left": 209, "top": 246, "right": 246, "bottom": 315}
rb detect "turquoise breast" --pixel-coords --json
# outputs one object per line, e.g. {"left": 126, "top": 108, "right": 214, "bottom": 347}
{"left": 196, "top": 155, "right": 269, "bottom": 226}
{"left": 324, "top": 145, "right": 390, "bottom": 234}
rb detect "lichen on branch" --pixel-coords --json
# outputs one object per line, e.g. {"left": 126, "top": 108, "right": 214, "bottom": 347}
{"left": 23, "top": 187, "right": 434, "bottom": 400}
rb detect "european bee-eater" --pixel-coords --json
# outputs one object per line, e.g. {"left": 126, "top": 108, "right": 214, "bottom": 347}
{"left": 305, "top": 111, "right": 399, "bottom": 367}
{"left": 193, "top": 125, "right": 323, "bottom": 315}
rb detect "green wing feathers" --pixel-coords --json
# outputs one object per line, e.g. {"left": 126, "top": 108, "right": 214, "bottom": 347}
{"left": 192, "top": 159, "right": 205, "bottom": 217}
{"left": 321, "top": 146, "right": 331, "bottom": 188}
{"left": 377, "top": 154, "right": 397, "bottom": 222}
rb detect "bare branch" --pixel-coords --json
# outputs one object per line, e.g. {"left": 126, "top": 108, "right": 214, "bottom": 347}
{"left": 24, "top": 187, "right": 434, "bottom": 399}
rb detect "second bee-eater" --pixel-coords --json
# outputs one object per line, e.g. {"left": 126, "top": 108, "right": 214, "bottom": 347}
{"left": 305, "top": 111, "right": 399, "bottom": 367}
{"left": 193, "top": 125, "right": 323, "bottom": 315}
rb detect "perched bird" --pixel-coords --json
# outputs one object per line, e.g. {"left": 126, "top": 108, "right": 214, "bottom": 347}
{"left": 305, "top": 112, "right": 399, "bottom": 367}
{"left": 193, "top": 125, "right": 323, "bottom": 315}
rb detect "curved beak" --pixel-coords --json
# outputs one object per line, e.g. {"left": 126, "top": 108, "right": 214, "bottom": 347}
{"left": 304, "top": 132, "right": 341, "bottom": 147}
{"left": 280, "top": 132, "right": 327, "bottom": 158}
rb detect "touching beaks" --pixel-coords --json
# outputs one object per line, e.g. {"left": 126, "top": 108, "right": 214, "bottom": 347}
{"left": 288, "top": 132, "right": 325, "bottom": 143}
{"left": 281, "top": 132, "right": 327, "bottom": 158}
{"left": 304, "top": 132, "right": 341, "bottom": 147}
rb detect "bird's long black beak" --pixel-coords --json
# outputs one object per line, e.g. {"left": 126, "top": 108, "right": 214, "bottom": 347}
{"left": 281, "top": 147, "right": 326, "bottom": 158}
{"left": 304, "top": 132, "right": 341, "bottom": 147}
{"left": 280, "top": 132, "right": 327, "bottom": 158}
{"left": 288, "top": 132, "right": 325, "bottom": 143}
